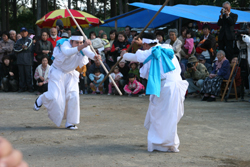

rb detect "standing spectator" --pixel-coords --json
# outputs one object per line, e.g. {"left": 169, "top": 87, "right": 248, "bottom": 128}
{"left": 76, "top": 65, "right": 87, "bottom": 95}
{"left": 110, "top": 32, "right": 130, "bottom": 64}
{"left": 106, "top": 30, "right": 117, "bottom": 67}
{"left": 14, "top": 27, "right": 34, "bottom": 92}
{"left": 156, "top": 31, "right": 165, "bottom": 44}
{"left": 184, "top": 56, "right": 209, "bottom": 96}
{"left": 1, "top": 56, "right": 19, "bottom": 92}
{"left": 124, "top": 73, "right": 145, "bottom": 97}
{"left": 47, "top": 28, "right": 62, "bottom": 48}
{"left": 98, "top": 30, "right": 104, "bottom": 38}
{"left": 0, "top": 31, "right": 15, "bottom": 84}
{"left": 9, "top": 30, "right": 17, "bottom": 42}
{"left": 125, "top": 26, "right": 133, "bottom": 43}
{"left": 183, "top": 30, "right": 194, "bottom": 57}
{"left": 128, "top": 62, "right": 140, "bottom": 80}
{"left": 35, "top": 31, "right": 53, "bottom": 64}
{"left": 34, "top": 56, "right": 50, "bottom": 95}
{"left": 217, "top": 1, "right": 238, "bottom": 62}
{"left": 201, "top": 50, "right": 230, "bottom": 102}
{"left": 28, "top": 29, "right": 35, "bottom": 39}
{"left": 89, "top": 31, "right": 105, "bottom": 60}
{"left": 198, "top": 55, "right": 213, "bottom": 74}
{"left": 89, "top": 68, "right": 104, "bottom": 94}
{"left": 196, "top": 24, "right": 216, "bottom": 64}
{"left": 17, "top": 34, "right": 22, "bottom": 40}
{"left": 178, "top": 27, "right": 188, "bottom": 45}
{"left": 165, "top": 29, "right": 182, "bottom": 61}
{"left": 108, "top": 66, "right": 123, "bottom": 95}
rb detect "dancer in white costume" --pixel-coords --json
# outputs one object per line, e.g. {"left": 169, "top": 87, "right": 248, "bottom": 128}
{"left": 121, "top": 33, "right": 189, "bottom": 152}
{"left": 33, "top": 31, "right": 100, "bottom": 130}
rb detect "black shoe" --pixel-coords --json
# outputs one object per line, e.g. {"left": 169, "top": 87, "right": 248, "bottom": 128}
{"left": 207, "top": 97, "right": 216, "bottom": 102}
{"left": 18, "top": 89, "right": 25, "bottom": 93}
{"left": 201, "top": 96, "right": 209, "bottom": 101}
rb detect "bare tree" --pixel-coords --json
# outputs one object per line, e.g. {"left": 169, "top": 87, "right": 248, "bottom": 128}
{"left": 104, "top": 0, "right": 107, "bottom": 19}
{"left": 87, "top": 0, "right": 91, "bottom": 13}
{"left": 37, "top": 0, "right": 42, "bottom": 35}
{"left": 6, "top": 0, "right": 9, "bottom": 30}
{"left": 92, "top": 0, "right": 94, "bottom": 14}
{"left": 1, "top": 0, "right": 6, "bottom": 31}
{"left": 111, "top": 0, "right": 117, "bottom": 17}
{"left": 54, "top": 0, "right": 56, "bottom": 10}
{"left": 124, "top": 0, "right": 128, "bottom": 13}
{"left": 68, "top": 0, "right": 71, "bottom": 9}
{"left": 13, "top": 0, "right": 17, "bottom": 21}
{"left": 188, "top": 0, "right": 192, "bottom": 5}
{"left": 118, "top": 0, "right": 123, "bottom": 15}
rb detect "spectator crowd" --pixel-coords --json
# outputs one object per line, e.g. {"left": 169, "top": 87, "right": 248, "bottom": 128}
{"left": 0, "top": 1, "right": 249, "bottom": 102}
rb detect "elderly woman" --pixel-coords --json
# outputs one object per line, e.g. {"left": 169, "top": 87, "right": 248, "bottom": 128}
{"left": 165, "top": 29, "right": 182, "bottom": 60}
{"left": 201, "top": 50, "right": 230, "bottom": 102}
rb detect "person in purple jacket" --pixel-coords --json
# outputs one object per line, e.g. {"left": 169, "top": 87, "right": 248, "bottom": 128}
{"left": 201, "top": 50, "right": 230, "bottom": 102}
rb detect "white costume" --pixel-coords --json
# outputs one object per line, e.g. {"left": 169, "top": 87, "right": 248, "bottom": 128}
{"left": 123, "top": 44, "right": 188, "bottom": 152}
{"left": 36, "top": 39, "right": 95, "bottom": 128}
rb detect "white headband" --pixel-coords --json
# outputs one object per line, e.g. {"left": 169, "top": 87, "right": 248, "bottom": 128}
{"left": 71, "top": 36, "right": 84, "bottom": 41}
{"left": 142, "top": 38, "right": 159, "bottom": 44}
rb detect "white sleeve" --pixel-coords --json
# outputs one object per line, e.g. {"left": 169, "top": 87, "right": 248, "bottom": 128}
{"left": 119, "top": 72, "right": 123, "bottom": 77}
{"left": 243, "top": 35, "right": 250, "bottom": 46}
{"left": 123, "top": 49, "right": 151, "bottom": 63}
{"left": 123, "top": 53, "right": 138, "bottom": 62}
{"left": 82, "top": 46, "right": 95, "bottom": 60}
{"left": 60, "top": 42, "right": 79, "bottom": 57}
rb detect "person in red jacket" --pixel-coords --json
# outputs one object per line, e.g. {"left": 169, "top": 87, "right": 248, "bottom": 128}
{"left": 110, "top": 32, "right": 130, "bottom": 64}
{"left": 47, "top": 28, "right": 62, "bottom": 48}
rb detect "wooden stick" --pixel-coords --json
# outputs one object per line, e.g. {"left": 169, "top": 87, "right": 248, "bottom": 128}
{"left": 63, "top": 3, "right": 122, "bottom": 95}
{"left": 99, "top": 0, "right": 170, "bottom": 86}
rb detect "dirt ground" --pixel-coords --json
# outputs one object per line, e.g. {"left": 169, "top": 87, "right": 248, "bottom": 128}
{"left": 0, "top": 92, "right": 250, "bottom": 167}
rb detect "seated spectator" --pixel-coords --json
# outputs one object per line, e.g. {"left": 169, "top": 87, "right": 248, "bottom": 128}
{"left": 230, "top": 57, "right": 241, "bottom": 95}
{"left": 87, "top": 59, "right": 110, "bottom": 92}
{"left": 1, "top": 56, "right": 18, "bottom": 92}
{"left": 35, "top": 31, "right": 53, "bottom": 64}
{"left": 183, "top": 30, "right": 194, "bottom": 57}
{"left": 156, "top": 31, "right": 165, "bottom": 44}
{"left": 98, "top": 30, "right": 104, "bottom": 38}
{"left": 128, "top": 61, "right": 140, "bottom": 81}
{"left": 17, "top": 33, "right": 22, "bottom": 40}
{"left": 0, "top": 31, "right": 14, "bottom": 63}
{"left": 198, "top": 55, "right": 213, "bottom": 74}
{"left": 178, "top": 27, "right": 188, "bottom": 45}
{"left": 117, "top": 56, "right": 130, "bottom": 91}
{"left": 201, "top": 50, "right": 230, "bottom": 102}
{"left": 165, "top": 29, "right": 182, "bottom": 61}
{"left": 9, "top": 30, "right": 17, "bottom": 42}
{"left": 124, "top": 73, "right": 145, "bottom": 97}
{"left": 89, "top": 31, "right": 105, "bottom": 60}
{"left": 184, "top": 56, "right": 209, "bottom": 96}
{"left": 196, "top": 24, "right": 216, "bottom": 64}
{"left": 108, "top": 66, "right": 123, "bottom": 95}
{"left": 47, "top": 28, "right": 61, "bottom": 48}
{"left": 110, "top": 32, "right": 130, "bottom": 64}
{"left": 34, "top": 56, "right": 50, "bottom": 95}
{"left": 106, "top": 30, "right": 117, "bottom": 67}
{"left": 76, "top": 65, "right": 87, "bottom": 95}
{"left": 101, "top": 32, "right": 110, "bottom": 52}
{"left": 89, "top": 68, "right": 104, "bottom": 94}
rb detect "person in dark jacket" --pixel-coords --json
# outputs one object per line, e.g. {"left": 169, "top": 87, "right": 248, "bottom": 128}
{"left": 117, "top": 56, "right": 130, "bottom": 93}
{"left": 217, "top": 1, "right": 238, "bottom": 62}
{"left": 201, "top": 50, "right": 230, "bottom": 102}
{"left": 14, "top": 27, "right": 34, "bottom": 92}
{"left": 35, "top": 31, "right": 53, "bottom": 65}
{"left": 198, "top": 55, "right": 213, "bottom": 74}
{"left": 1, "top": 56, "right": 19, "bottom": 92}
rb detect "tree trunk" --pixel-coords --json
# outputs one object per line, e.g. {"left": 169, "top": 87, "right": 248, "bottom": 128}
{"left": 118, "top": 0, "right": 123, "bottom": 15}
{"left": 140, "top": 0, "right": 144, "bottom": 2}
{"left": 104, "top": 0, "right": 107, "bottom": 19}
{"left": 37, "top": 0, "right": 42, "bottom": 35}
{"left": 6, "top": 0, "right": 9, "bottom": 30}
{"left": 169, "top": 0, "right": 174, "bottom": 6}
{"left": 111, "top": 0, "right": 117, "bottom": 17}
{"left": 124, "top": 0, "right": 128, "bottom": 13}
{"left": 54, "top": 0, "right": 56, "bottom": 10}
{"left": 1, "top": 0, "right": 6, "bottom": 31}
{"left": 68, "top": 0, "right": 71, "bottom": 9}
{"left": 188, "top": 0, "right": 192, "bottom": 5}
{"left": 13, "top": 0, "right": 17, "bottom": 21}
{"left": 87, "top": 0, "right": 91, "bottom": 13}
{"left": 92, "top": 0, "right": 94, "bottom": 14}
{"left": 75, "top": 0, "right": 78, "bottom": 9}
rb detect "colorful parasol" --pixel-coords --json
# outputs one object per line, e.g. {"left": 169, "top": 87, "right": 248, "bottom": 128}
{"left": 35, "top": 9, "right": 104, "bottom": 28}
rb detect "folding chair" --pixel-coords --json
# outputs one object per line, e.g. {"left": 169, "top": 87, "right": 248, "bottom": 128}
{"left": 221, "top": 62, "right": 238, "bottom": 101}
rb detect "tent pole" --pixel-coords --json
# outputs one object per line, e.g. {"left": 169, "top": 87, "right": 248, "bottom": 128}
{"left": 115, "top": 20, "right": 117, "bottom": 30}
{"left": 178, "top": 18, "right": 182, "bottom": 36}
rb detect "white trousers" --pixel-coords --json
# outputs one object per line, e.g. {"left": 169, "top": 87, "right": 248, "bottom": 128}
{"left": 40, "top": 66, "right": 80, "bottom": 127}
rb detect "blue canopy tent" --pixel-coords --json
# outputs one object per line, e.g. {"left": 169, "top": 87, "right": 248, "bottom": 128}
{"left": 100, "top": 3, "right": 250, "bottom": 29}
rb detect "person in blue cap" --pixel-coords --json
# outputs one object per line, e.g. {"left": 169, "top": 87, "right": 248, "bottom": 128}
{"left": 121, "top": 33, "right": 188, "bottom": 152}
{"left": 14, "top": 27, "right": 34, "bottom": 92}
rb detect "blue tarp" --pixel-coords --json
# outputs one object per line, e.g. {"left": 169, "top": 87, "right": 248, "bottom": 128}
{"left": 130, "top": 3, "right": 250, "bottom": 23}
{"left": 100, "top": 3, "right": 250, "bottom": 28}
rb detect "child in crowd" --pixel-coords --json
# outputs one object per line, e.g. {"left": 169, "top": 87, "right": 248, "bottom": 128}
{"left": 89, "top": 68, "right": 104, "bottom": 94}
{"left": 89, "top": 31, "right": 105, "bottom": 60}
{"left": 183, "top": 30, "right": 194, "bottom": 57}
{"left": 124, "top": 73, "right": 145, "bottom": 97}
{"left": 108, "top": 66, "right": 123, "bottom": 95}
{"left": 110, "top": 32, "right": 130, "bottom": 64}
{"left": 128, "top": 62, "right": 140, "bottom": 81}
{"left": 101, "top": 32, "right": 110, "bottom": 52}
{"left": 76, "top": 65, "right": 87, "bottom": 95}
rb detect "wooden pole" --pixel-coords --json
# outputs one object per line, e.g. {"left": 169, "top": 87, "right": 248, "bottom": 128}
{"left": 99, "top": 0, "right": 170, "bottom": 86}
{"left": 63, "top": 3, "right": 123, "bottom": 95}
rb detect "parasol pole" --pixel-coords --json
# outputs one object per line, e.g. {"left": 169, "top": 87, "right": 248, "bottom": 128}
{"left": 63, "top": 3, "right": 122, "bottom": 95}
{"left": 99, "top": 0, "right": 170, "bottom": 86}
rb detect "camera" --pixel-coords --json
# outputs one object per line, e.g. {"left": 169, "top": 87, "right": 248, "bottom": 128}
{"left": 222, "top": 8, "right": 226, "bottom": 13}
{"left": 187, "top": 62, "right": 195, "bottom": 68}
